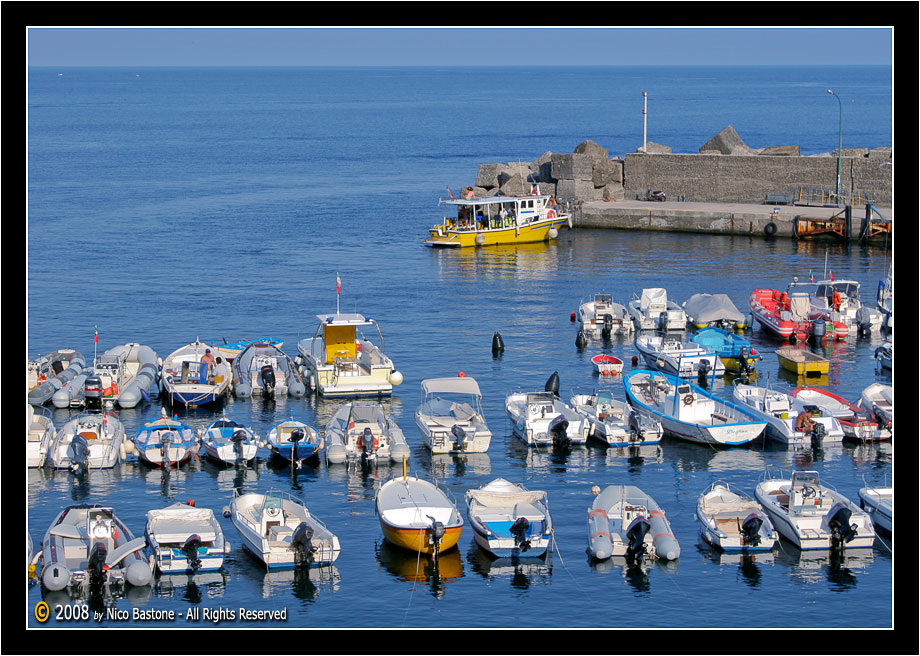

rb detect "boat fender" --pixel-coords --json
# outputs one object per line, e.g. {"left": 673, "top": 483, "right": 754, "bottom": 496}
{"left": 544, "top": 371, "right": 560, "bottom": 396}
{"left": 547, "top": 227, "right": 558, "bottom": 239}
{"left": 223, "top": 540, "right": 231, "bottom": 553}
{"left": 222, "top": 506, "right": 232, "bottom": 518}
{"left": 683, "top": 394, "right": 695, "bottom": 406}
{"left": 125, "top": 559, "right": 153, "bottom": 587}
{"left": 387, "top": 370, "right": 403, "bottom": 386}
{"left": 587, "top": 508, "right": 613, "bottom": 560}
{"left": 475, "top": 233, "right": 486, "bottom": 246}
{"left": 42, "top": 564, "right": 72, "bottom": 592}
{"left": 764, "top": 222, "right": 777, "bottom": 236}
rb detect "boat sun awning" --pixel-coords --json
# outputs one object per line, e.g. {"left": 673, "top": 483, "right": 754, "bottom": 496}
{"left": 445, "top": 194, "right": 548, "bottom": 205}
{"left": 317, "top": 313, "right": 375, "bottom": 326}
{"left": 421, "top": 377, "right": 482, "bottom": 397}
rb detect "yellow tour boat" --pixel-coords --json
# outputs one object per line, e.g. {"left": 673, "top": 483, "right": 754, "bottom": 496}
{"left": 424, "top": 190, "right": 571, "bottom": 248}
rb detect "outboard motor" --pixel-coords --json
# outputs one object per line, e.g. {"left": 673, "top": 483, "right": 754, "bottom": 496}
{"left": 159, "top": 431, "right": 174, "bottom": 467}
{"left": 625, "top": 516, "right": 651, "bottom": 563}
{"left": 740, "top": 513, "right": 763, "bottom": 547}
{"left": 544, "top": 371, "right": 560, "bottom": 397}
{"left": 259, "top": 364, "right": 276, "bottom": 397}
{"left": 450, "top": 424, "right": 467, "bottom": 451}
{"left": 84, "top": 375, "right": 104, "bottom": 410}
{"left": 697, "top": 359, "right": 711, "bottom": 386}
{"left": 491, "top": 332, "right": 505, "bottom": 356}
{"left": 738, "top": 347, "right": 751, "bottom": 375}
{"left": 811, "top": 420, "right": 826, "bottom": 449}
{"left": 826, "top": 502, "right": 858, "bottom": 550}
{"left": 291, "top": 522, "right": 316, "bottom": 567}
{"left": 855, "top": 306, "right": 873, "bottom": 336}
{"left": 601, "top": 313, "right": 614, "bottom": 339}
{"left": 69, "top": 433, "right": 90, "bottom": 476}
{"left": 811, "top": 318, "right": 826, "bottom": 341}
{"left": 426, "top": 515, "right": 446, "bottom": 558}
{"left": 548, "top": 414, "right": 570, "bottom": 449}
{"left": 575, "top": 330, "right": 588, "bottom": 350}
{"left": 87, "top": 541, "right": 108, "bottom": 590}
{"left": 181, "top": 534, "right": 203, "bottom": 572}
{"left": 509, "top": 516, "right": 532, "bottom": 553}
{"left": 230, "top": 430, "right": 248, "bottom": 466}
{"left": 289, "top": 428, "right": 305, "bottom": 467}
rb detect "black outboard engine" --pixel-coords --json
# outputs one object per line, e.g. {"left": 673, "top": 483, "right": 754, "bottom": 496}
{"left": 811, "top": 420, "right": 826, "bottom": 449}
{"left": 259, "top": 364, "right": 276, "bottom": 397}
{"left": 491, "top": 332, "right": 505, "bottom": 356}
{"left": 450, "top": 424, "right": 467, "bottom": 451}
{"left": 87, "top": 541, "right": 108, "bottom": 589}
{"left": 738, "top": 346, "right": 751, "bottom": 375}
{"left": 360, "top": 427, "right": 377, "bottom": 460}
{"left": 740, "top": 513, "right": 763, "bottom": 547}
{"left": 544, "top": 371, "right": 560, "bottom": 396}
{"left": 69, "top": 434, "right": 90, "bottom": 476}
{"left": 697, "top": 359, "right": 711, "bottom": 386}
{"left": 289, "top": 428, "right": 305, "bottom": 467}
{"left": 811, "top": 318, "right": 826, "bottom": 342}
{"left": 230, "top": 430, "right": 248, "bottom": 466}
{"left": 509, "top": 517, "right": 532, "bottom": 553}
{"left": 181, "top": 534, "right": 203, "bottom": 572}
{"left": 84, "top": 375, "right": 104, "bottom": 409}
{"left": 625, "top": 516, "right": 651, "bottom": 562}
{"left": 575, "top": 330, "right": 588, "bottom": 349}
{"left": 826, "top": 502, "right": 858, "bottom": 550}
{"left": 426, "top": 515, "right": 446, "bottom": 558}
{"left": 602, "top": 313, "right": 614, "bottom": 339}
{"left": 291, "top": 522, "right": 316, "bottom": 567}
{"left": 548, "top": 414, "right": 570, "bottom": 449}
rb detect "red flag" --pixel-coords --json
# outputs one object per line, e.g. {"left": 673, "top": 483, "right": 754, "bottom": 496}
{"left": 446, "top": 185, "right": 455, "bottom": 201}
{"left": 829, "top": 270, "right": 834, "bottom": 282}
{"left": 336, "top": 274, "right": 341, "bottom": 295}
{"left": 94, "top": 329, "right": 99, "bottom": 343}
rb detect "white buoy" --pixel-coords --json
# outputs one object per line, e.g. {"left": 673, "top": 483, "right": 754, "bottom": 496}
{"left": 548, "top": 227, "right": 558, "bottom": 239}
{"left": 388, "top": 370, "right": 403, "bottom": 386}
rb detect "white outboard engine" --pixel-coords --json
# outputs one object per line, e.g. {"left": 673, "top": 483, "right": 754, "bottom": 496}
{"left": 625, "top": 515, "right": 651, "bottom": 562}
{"left": 740, "top": 513, "right": 763, "bottom": 547}
{"left": 826, "top": 502, "right": 858, "bottom": 550}
{"left": 84, "top": 375, "right": 104, "bottom": 409}
{"left": 259, "top": 364, "right": 276, "bottom": 397}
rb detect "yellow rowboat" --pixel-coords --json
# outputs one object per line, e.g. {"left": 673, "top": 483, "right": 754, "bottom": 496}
{"left": 425, "top": 192, "right": 571, "bottom": 248}
{"left": 376, "top": 475, "right": 463, "bottom": 558}
{"left": 775, "top": 347, "right": 830, "bottom": 376}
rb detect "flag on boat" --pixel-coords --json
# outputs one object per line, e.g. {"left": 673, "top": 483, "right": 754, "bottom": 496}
{"left": 94, "top": 328, "right": 99, "bottom": 343}
{"left": 336, "top": 273, "right": 341, "bottom": 295}
{"left": 446, "top": 185, "right": 455, "bottom": 201}
{"left": 829, "top": 270, "right": 834, "bottom": 281}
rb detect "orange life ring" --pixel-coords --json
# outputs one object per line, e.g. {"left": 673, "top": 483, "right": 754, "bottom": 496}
{"left": 358, "top": 433, "right": 379, "bottom": 450}
{"left": 547, "top": 209, "right": 556, "bottom": 218}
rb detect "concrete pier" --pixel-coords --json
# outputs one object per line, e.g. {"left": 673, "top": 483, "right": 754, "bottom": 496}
{"left": 576, "top": 200, "right": 892, "bottom": 242}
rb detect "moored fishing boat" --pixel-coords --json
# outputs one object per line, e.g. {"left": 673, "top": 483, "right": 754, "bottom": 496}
{"left": 376, "top": 474, "right": 464, "bottom": 558}
{"left": 505, "top": 389, "right": 590, "bottom": 447}
{"left": 731, "top": 383, "right": 845, "bottom": 446}
{"left": 34, "top": 504, "right": 151, "bottom": 593}
{"left": 570, "top": 389, "right": 663, "bottom": 447}
{"left": 465, "top": 478, "right": 552, "bottom": 558}
{"left": 591, "top": 354, "right": 624, "bottom": 376}
{"left": 27, "top": 349, "right": 86, "bottom": 406}
{"left": 690, "top": 327, "right": 761, "bottom": 373}
{"left": 48, "top": 410, "right": 128, "bottom": 474}
{"left": 789, "top": 387, "right": 889, "bottom": 441}
{"left": 755, "top": 469, "right": 875, "bottom": 550}
{"left": 587, "top": 484, "right": 680, "bottom": 562}
{"left": 199, "top": 414, "right": 260, "bottom": 466}
{"left": 858, "top": 383, "right": 892, "bottom": 432}
{"left": 695, "top": 481, "right": 777, "bottom": 552}
{"left": 624, "top": 370, "right": 767, "bottom": 447}
{"left": 628, "top": 287, "right": 687, "bottom": 331}
{"left": 232, "top": 340, "right": 306, "bottom": 398}
{"left": 132, "top": 411, "right": 196, "bottom": 468}
{"left": 27, "top": 404, "right": 56, "bottom": 468}
{"left": 577, "top": 293, "right": 633, "bottom": 337}
{"left": 227, "top": 489, "right": 341, "bottom": 569}
{"left": 415, "top": 376, "right": 492, "bottom": 453}
{"left": 323, "top": 401, "right": 410, "bottom": 465}
{"left": 145, "top": 501, "right": 229, "bottom": 574}
{"left": 634, "top": 334, "right": 725, "bottom": 378}
{"left": 425, "top": 189, "right": 570, "bottom": 248}
{"left": 160, "top": 339, "right": 232, "bottom": 407}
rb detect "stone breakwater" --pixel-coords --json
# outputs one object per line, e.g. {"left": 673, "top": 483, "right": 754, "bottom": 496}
{"left": 469, "top": 126, "right": 893, "bottom": 206}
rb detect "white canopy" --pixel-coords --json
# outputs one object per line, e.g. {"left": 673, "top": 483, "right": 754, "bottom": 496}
{"left": 682, "top": 293, "right": 746, "bottom": 324}
{"left": 420, "top": 377, "right": 482, "bottom": 397}
{"left": 640, "top": 288, "right": 668, "bottom": 310}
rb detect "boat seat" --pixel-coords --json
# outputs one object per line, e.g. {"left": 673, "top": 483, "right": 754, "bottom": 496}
{"left": 269, "top": 524, "right": 293, "bottom": 541}
{"left": 714, "top": 517, "right": 742, "bottom": 534}
{"left": 49, "top": 523, "right": 85, "bottom": 540}
{"left": 513, "top": 502, "right": 545, "bottom": 521}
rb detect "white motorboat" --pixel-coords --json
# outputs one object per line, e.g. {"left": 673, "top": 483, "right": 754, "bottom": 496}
{"left": 295, "top": 311, "right": 402, "bottom": 397}
{"left": 624, "top": 370, "right": 767, "bottom": 447}
{"left": 857, "top": 481, "right": 892, "bottom": 534}
{"left": 27, "top": 404, "right": 56, "bottom": 468}
{"left": 35, "top": 504, "right": 151, "bottom": 593}
{"left": 790, "top": 387, "right": 889, "bottom": 441}
{"left": 587, "top": 484, "right": 680, "bottom": 562}
{"left": 695, "top": 481, "right": 777, "bottom": 552}
{"left": 48, "top": 411, "right": 127, "bottom": 474}
{"left": 876, "top": 265, "right": 893, "bottom": 331}
{"left": 628, "top": 287, "right": 687, "bottom": 331}
{"left": 577, "top": 293, "right": 633, "bottom": 337}
{"left": 465, "top": 478, "right": 553, "bottom": 558}
{"left": 376, "top": 474, "right": 464, "bottom": 558}
{"left": 323, "top": 401, "right": 411, "bottom": 465}
{"left": 91, "top": 342, "right": 160, "bottom": 408}
{"left": 232, "top": 340, "right": 306, "bottom": 398}
{"left": 160, "top": 339, "right": 232, "bottom": 407}
{"left": 228, "top": 490, "right": 341, "bottom": 569}
{"left": 731, "top": 383, "right": 845, "bottom": 446}
{"left": 754, "top": 469, "right": 876, "bottom": 550}
{"left": 682, "top": 292, "right": 750, "bottom": 331}
{"left": 199, "top": 414, "right": 260, "bottom": 466}
{"left": 505, "top": 390, "right": 589, "bottom": 447}
{"left": 634, "top": 334, "right": 725, "bottom": 378}
{"left": 415, "top": 376, "right": 492, "bottom": 453}
{"left": 27, "top": 349, "right": 86, "bottom": 406}
{"left": 570, "top": 389, "right": 662, "bottom": 447}
{"left": 858, "top": 383, "right": 892, "bottom": 432}
{"left": 132, "top": 411, "right": 197, "bottom": 468}
{"left": 798, "top": 277, "right": 884, "bottom": 334}
{"left": 146, "top": 502, "right": 229, "bottom": 574}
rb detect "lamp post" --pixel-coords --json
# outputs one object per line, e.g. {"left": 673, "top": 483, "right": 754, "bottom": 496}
{"left": 827, "top": 89, "right": 842, "bottom": 203}
{"left": 642, "top": 92, "right": 648, "bottom": 153}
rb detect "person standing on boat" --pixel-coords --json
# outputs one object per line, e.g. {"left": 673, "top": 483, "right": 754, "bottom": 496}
{"left": 213, "top": 356, "right": 230, "bottom": 385}
{"left": 795, "top": 407, "right": 817, "bottom": 435}
{"left": 200, "top": 348, "right": 217, "bottom": 382}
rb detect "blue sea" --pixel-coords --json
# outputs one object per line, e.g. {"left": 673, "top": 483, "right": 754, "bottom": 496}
{"left": 26, "top": 66, "right": 894, "bottom": 633}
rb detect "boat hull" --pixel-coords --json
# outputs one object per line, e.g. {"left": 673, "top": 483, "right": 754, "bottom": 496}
{"left": 425, "top": 218, "right": 567, "bottom": 248}
{"left": 858, "top": 488, "right": 892, "bottom": 533}
{"left": 379, "top": 520, "right": 462, "bottom": 555}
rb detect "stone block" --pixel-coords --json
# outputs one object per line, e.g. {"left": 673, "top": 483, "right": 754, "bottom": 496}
{"left": 836, "top": 148, "right": 869, "bottom": 158}
{"left": 555, "top": 178, "right": 595, "bottom": 202}
{"left": 475, "top": 163, "right": 505, "bottom": 189}
{"left": 868, "top": 146, "right": 892, "bottom": 161}
{"left": 700, "top": 125, "right": 748, "bottom": 155}
{"left": 759, "top": 145, "right": 801, "bottom": 157}
{"left": 551, "top": 153, "right": 594, "bottom": 181}
{"left": 574, "top": 139, "right": 609, "bottom": 161}
{"left": 601, "top": 182, "right": 625, "bottom": 200}
{"left": 592, "top": 158, "right": 624, "bottom": 188}
{"left": 637, "top": 141, "right": 672, "bottom": 154}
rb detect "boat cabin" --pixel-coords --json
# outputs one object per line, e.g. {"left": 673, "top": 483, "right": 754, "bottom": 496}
{"left": 440, "top": 193, "right": 559, "bottom": 232}
{"left": 525, "top": 392, "right": 557, "bottom": 419}
{"left": 311, "top": 313, "right": 386, "bottom": 369}
{"left": 94, "top": 353, "right": 126, "bottom": 388}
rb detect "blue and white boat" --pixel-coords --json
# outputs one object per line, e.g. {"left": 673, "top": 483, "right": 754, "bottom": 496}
{"left": 624, "top": 370, "right": 767, "bottom": 446}
{"left": 570, "top": 389, "right": 663, "bottom": 447}
{"left": 875, "top": 340, "right": 891, "bottom": 371}
{"left": 160, "top": 339, "right": 232, "bottom": 407}
{"left": 857, "top": 480, "right": 892, "bottom": 534}
{"left": 690, "top": 327, "right": 761, "bottom": 373}
{"left": 199, "top": 414, "right": 260, "bottom": 466}
{"left": 265, "top": 417, "right": 322, "bottom": 465}
{"left": 133, "top": 411, "right": 197, "bottom": 467}
{"left": 634, "top": 334, "right": 726, "bottom": 378}
{"left": 465, "top": 478, "right": 552, "bottom": 558}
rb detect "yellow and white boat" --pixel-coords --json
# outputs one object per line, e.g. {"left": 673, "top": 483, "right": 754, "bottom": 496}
{"left": 424, "top": 191, "right": 570, "bottom": 248}
{"left": 376, "top": 473, "right": 464, "bottom": 558}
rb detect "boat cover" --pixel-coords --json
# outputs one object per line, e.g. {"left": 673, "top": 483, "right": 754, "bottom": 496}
{"left": 640, "top": 288, "right": 668, "bottom": 310}
{"left": 683, "top": 293, "right": 746, "bottom": 324}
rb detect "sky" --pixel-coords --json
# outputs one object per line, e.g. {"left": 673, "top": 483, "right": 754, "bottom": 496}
{"left": 25, "top": 27, "right": 894, "bottom": 67}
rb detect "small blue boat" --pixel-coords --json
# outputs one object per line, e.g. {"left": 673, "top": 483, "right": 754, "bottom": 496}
{"left": 691, "top": 327, "right": 761, "bottom": 372}
{"left": 265, "top": 417, "right": 322, "bottom": 465}
{"left": 465, "top": 478, "right": 553, "bottom": 558}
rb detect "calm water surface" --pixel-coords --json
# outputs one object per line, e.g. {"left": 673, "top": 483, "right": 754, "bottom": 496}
{"left": 26, "top": 67, "right": 894, "bottom": 630}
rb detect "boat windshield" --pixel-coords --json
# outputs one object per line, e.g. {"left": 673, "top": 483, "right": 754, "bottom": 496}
{"left": 790, "top": 470, "right": 820, "bottom": 490}
{"left": 594, "top": 293, "right": 613, "bottom": 305}
{"left": 261, "top": 495, "right": 283, "bottom": 514}
{"left": 817, "top": 282, "right": 859, "bottom": 299}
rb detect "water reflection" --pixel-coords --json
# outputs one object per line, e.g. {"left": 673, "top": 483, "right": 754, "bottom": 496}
{"left": 198, "top": 456, "right": 264, "bottom": 492}
{"left": 586, "top": 443, "right": 664, "bottom": 467}
{"left": 420, "top": 451, "right": 493, "bottom": 478}
{"left": 236, "top": 557, "right": 341, "bottom": 603}
{"left": 375, "top": 540, "right": 463, "bottom": 600}
{"left": 587, "top": 554, "right": 681, "bottom": 595}
{"left": 696, "top": 539, "right": 775, "bottom": 589}
{"left": 506, "top": 434, "right": 590, "bottom": 472}
{"left": 152, "top": 571, "right": 230, "bottom": 604}
{"left": 465, "top": 542, "right": 553, "bottom": 590}
{"left": 433, "top": 240, "right": 563, "bottom": 281}
{"left": 774, "top": 542, "right": 874, "bottom": 588}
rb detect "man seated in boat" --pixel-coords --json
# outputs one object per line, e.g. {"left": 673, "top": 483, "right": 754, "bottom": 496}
{"left": 795, "top": 407, "right": 817, "bottom": 435}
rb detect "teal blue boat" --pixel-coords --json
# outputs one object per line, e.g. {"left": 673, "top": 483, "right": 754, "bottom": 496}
{"left": 691, "top": 327, "right": 761, "bottom": 372}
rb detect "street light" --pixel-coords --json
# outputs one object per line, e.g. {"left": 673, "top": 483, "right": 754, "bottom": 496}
{"left": 827, "top": 89, "right": 842, "bottom": 203}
